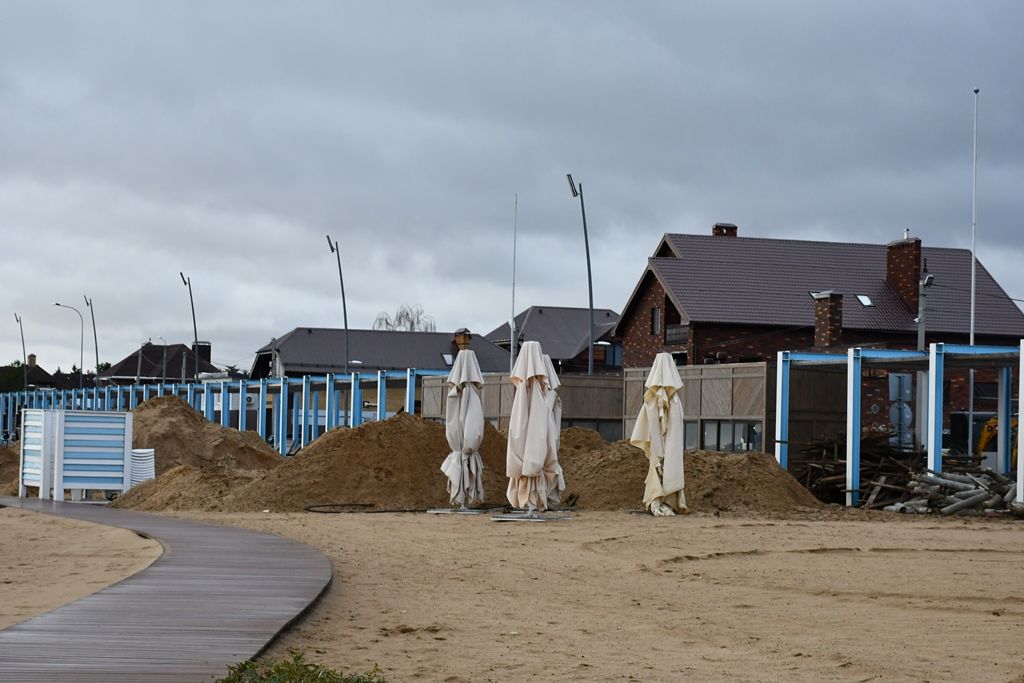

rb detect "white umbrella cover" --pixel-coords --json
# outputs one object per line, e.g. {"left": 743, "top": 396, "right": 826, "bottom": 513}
{"left": 541, "top": 353, "right": 565, "bottom": 509}
{"left": 440, "top": 349, "right": 486, "bottom": 507}
{"left": 630, "top": 352, "right": 687, "bottom": 515}
{"left": 506, "top": 341, "right": 563, "bottom": 510}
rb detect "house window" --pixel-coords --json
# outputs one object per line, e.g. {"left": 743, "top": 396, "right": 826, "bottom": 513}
{"left": 650, "top": 307, "right": 661, "bottom": 335}
{"left": 856, "top": 294, "right": 874, "bottom": 307}
{"left": 684, "top": 421, "right": 698, "bottom": 450}
{"left": 441, "top": 353, "right": 454, "bottom": 366}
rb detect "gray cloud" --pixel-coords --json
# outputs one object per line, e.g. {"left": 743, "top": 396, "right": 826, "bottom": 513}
{"left": 2, "top": 1, "right": 1022, "bottom": 372}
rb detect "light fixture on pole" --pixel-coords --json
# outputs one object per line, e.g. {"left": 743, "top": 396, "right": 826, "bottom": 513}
{"left": 83, "top": 295, "right": 100, "bottom": 383}
{"left": 158, "top": 336, "right": 168, "bottom": 385}
{"left": 567, "top": 173, "right": 595, "bottom": 376}
{"left": 326, "top": 235, "right": 351, "bottom": 375}
{"left": 968, "top": 87, "right": 980, "bottom": 457}
{"left": 14, "top": 313, "right": 27, "bottom": 391}
{"left": 54, "top": 302, "right": 84, "bottom": 389}
{"left": 180, "top": 272, "right": 200, "bottom": 382}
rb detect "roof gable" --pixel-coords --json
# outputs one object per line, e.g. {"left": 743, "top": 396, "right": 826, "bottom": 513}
{"left": 485, "top": 306, "right": 620, "bottom": 360}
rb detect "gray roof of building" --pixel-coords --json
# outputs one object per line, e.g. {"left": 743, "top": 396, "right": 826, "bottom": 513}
{"left": 485, "top": 306, "right": 620, "bottom": 360}
{"left": 252, "top": 327, "right": 509, "bottom": 376}
{"left": 634, "top": 233, "right": 1024, "bottom": 337}
{"left": 100, "top": 343, "right": 219, "bottom": 381}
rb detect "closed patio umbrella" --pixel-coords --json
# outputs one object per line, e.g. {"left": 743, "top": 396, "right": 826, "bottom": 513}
{"left": 440, "top": 349, "right": 485, "bottom": 508}
{"left": 630, "top": 352, "right": 687, "bottom": 516}
{"left": 506, "top": 341, "right": 563, "bottom": 511}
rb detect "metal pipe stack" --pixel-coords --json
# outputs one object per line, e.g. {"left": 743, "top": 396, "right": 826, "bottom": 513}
{"left": 887, "top": 469, "right": 1020, "bottom": 516}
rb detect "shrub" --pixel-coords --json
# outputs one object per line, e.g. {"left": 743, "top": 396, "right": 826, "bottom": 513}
{"left": 218, "top": 653, "right": 386, "bottom": 683}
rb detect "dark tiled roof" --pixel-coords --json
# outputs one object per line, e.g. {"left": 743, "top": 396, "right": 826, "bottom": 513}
{"left": 100, "top": 344, "right": 219, "bottom": 382}
{"left": 251, "top": 328, "right": 509, "bottom": 376}
{"left": 641, "top": 234, "right": 1024, "bottom": 337}
{"left": 485, "top": 306, "right": 620, "bottom": 360}
{"left": 0, "top": 364, "right": 55, "bottom": 392}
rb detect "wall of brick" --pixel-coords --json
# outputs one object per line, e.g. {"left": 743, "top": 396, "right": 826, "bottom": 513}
{"left": 619, "top": 275, "right": 683, "bottom": 367}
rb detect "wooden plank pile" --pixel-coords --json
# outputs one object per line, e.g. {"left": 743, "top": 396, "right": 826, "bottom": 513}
{"left": 890, "top": 469, "right": 1020, "bottom": 515}
{"left": 789, "top": 433, "right": 1020, "bottom": 514}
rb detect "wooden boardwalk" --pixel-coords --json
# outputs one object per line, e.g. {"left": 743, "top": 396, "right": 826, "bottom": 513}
{"left": 0, "top": 497, "right": 332, "bottom": 682}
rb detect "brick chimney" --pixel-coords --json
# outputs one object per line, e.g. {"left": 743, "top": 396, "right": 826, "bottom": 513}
{"left": 813, "top": 291, "right": 843, "bottom": 348}
{"left": 453, "top": 328, "right": 472, "bottom": 351}
{"left": 886, "top": 237, "right": 922, "bottom": 311}
{"left": 27, "top": 353, "right": 37, "bottom": 368}
{"left": 712, "top": 222, "right": 738, "bottom": 237}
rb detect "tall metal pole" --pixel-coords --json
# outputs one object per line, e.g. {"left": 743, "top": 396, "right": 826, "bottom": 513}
{"left": 158, "top": 336, "right": 167, "bottom": 385}
{"left": 54, "top": 302, "right": 84, "bottom": 389}
{"left": 327, "top": 235, "right": 350, "bottom": 375}
{"left": 83, "top": 295, "right": 100, "bottom": 382}
{"left": 14, "top": 313, "right": 27, "bottom": 391}
{"left": 568, "top": 174, "right": 595, "bottom": 375}
{"left": 510, "top": 193, "right": 518, "bottom": 373}
{"left": 180, "top": 273, "right": 199, "bottom": 382}
{"left": 968, "top": 88, "right": 979, "bottom": 457}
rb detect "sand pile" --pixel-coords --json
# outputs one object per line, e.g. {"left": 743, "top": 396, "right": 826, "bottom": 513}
{"left": 113, "top": 464, "right": 266, "bottom": 512}
{"left": 0, "top": 442, "right": 19, "bottom": 496}
{"left": 218, "top": 413, "right": 510, "bottom": 512}
{"left": 561, "top": 441, "right": 822, "bottom": 513}
{"left": 559, "top": 427, "right": 608, "bottom": 454}
{"left": 131, "top": 396, "right": 280, "bottom": 474}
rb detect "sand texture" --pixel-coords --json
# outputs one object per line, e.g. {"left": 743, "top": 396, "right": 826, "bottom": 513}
{"left": 0, "top": 443, "right": 18, "bottom": 496}
{"left": 179, "top": 510, "right": 1024, "bottom": 682}
{"left": 0, "top": 507, "right": 162, "bottom": 629}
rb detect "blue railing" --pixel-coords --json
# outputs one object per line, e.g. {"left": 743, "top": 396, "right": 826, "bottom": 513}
{"left": 0, "top": 368, "right": 450, "bottom": 457}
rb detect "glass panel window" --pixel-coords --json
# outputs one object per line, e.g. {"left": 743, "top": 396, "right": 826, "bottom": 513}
{"left": 684, "top": 421, "right": 698, "bottom": 451}
{"left": 720, "top": 421, "right": 736, "bottom": 452}
{"left": 650, "top": 307, "right": 661, "bottom": 335}
{"left": 702, "top": 421, "right": 719, "bottom": 451}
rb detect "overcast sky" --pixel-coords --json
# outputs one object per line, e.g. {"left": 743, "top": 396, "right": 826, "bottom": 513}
{"left": 2, "top": 1, "right": 1022, "bottom": 373}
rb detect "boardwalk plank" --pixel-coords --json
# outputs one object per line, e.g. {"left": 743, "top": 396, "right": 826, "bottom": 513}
{"left": 0, "top": 497, "right": 332, "bottom": 683}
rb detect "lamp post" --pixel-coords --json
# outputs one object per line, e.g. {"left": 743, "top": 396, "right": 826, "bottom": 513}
{"left": 967, "top": 88, "right": 980, "bottom": 457}
{"left": 326, "top": 235, "right": 350, "bottom": 375}
{"left": 14, "top": 313, "right": 27, "bottom": 391}
{"left": 180, "top": 272, "right": 200, "bottom": 382}
{"left": 158, "top": 335, "right": 167, "bottom": 385}
{"left": 567, "top": 173, "right": 595, "bottom": 375}
{"left": 54, "top": 302, "right": 84, "bottom": 389}
{"left": 83, "top": 295, "right": 100, "bottom": 383}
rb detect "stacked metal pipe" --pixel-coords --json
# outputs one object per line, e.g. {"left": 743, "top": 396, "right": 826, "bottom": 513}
{"left": 886, "top": 469, "right": 1020, "bottom": 515}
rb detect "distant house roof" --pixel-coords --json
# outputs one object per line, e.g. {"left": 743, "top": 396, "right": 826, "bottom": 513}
{"left": 620, "top": 233, "right": 1024, "bottom": 337}
{"left": 485, "top": 306, "right": 620, "bottom": 361}
{"left": 100, "top": 343, "right": 220, "bottom": 383}
{"left": 249, "top": 328, "right": 509, "bottom": 378}
{"left": 0, "top": 364, "right": 55, "bottom": 392}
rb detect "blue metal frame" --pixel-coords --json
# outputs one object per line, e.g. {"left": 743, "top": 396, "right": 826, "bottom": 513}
{"left": 377, "top": 371, "right": 387, "bottom": 422}
{"left": 846, "top": 348, "right": 862, "bottom": 506}
{"left": 220, "top": 381, "right": 231, "bottom": 428}
{"left": 300, "top": 375, "right": 311, "bottom": 448}
{"left": 927, "top": 343, "right": 945, "bottom": 472}
{"left": 351, "top": 373, "right": 363, "bottom": 427}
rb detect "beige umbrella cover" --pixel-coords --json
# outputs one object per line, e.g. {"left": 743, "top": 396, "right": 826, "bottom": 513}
{"left": 506, "top": 341, "right": 562, "bottom": 510}
{"left": 541, "top": 354, "right": 565, "bottom": 509}
{"left": 630, "top": 352, "right": 687, "bottom": 515}
{"left": 440, "top": 349, "right": 485, "bottom": 507}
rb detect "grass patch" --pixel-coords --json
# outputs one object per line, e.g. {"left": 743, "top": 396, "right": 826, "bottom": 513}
{"left": 218, "top": 653, "right": 386, "bottom": 683}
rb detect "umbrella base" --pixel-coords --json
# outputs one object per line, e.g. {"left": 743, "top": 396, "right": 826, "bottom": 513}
{"left": 491, "top": 510, "right": 572, "bottom": 522}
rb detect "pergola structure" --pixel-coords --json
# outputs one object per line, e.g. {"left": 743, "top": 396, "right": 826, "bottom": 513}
{"left": 775, "top": 341, "right": 1022, "bottom": 506}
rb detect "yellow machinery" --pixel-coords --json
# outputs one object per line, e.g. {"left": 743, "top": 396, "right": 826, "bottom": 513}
{"left": 975, "top": 415, "right": 1018, "bottom": 467}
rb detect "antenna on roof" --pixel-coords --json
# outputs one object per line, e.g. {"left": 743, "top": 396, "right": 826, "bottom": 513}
{"left": 904, "top": 227, "right": 910, "bottom": 239}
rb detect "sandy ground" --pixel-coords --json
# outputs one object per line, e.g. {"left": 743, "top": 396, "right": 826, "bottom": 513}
{"left": 170, "top": 510, "right": 1024, "bottom": 683}
{"left": 0, "top": 507, "right": 162, "bottom": 629}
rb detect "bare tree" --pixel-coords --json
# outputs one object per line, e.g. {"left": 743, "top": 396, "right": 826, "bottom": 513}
{"left": 373, "top": 304, "right": 436, "bottom": 332}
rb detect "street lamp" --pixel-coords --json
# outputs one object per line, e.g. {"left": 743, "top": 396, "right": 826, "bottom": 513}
{"left": 326, "top": 235, "right": 351, "bottom": 375}
{"left": 83, "top": 295, "right": 100, "bottom": 382}
{"left": 180, "top": 272, "right": 200, "bottom": 382}
{"left": 567, "top": 173, "right": 595, "bottom": 376}
{"left": 14, "top": 313, "right": 27, "bottom": 391}
{"left": 54, "top": 302, "right": 84, "bottom": 389}
{"left": 158, "top": 336, "right": 167, "bottom": 385}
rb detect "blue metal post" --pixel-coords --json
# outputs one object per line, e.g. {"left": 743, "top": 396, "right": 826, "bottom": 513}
{"left": 325, "top": 374, "right": 337, "bottom": 431}
{"left": 129, "top": 386, "right": 138, "bottom": 410}
{"left": 238, "top": 379, "right": 248, "bottom": 432}
{"left": 204, "top": 383, "right": 214, "bottom": 422}
{"left": 927, "top": 343, "right": 945, "bottom": 473}
{"left": 278, "top": 378, "right": 289, "bottom": 456}
{"left": 774, "top": 351, "right": 791, "bottom": 469}
{"left": 377, "top": 370, "right": 387, "bottom": 421}
{"left": 405, "top": 368, "right": 417, "bottom": 415}
{"left": 220, "top": 381, "right": 230, "bottom": 428}
{"left": 257, "top": 379, "right": 268, "bottom": 439}
{"left": 997, "top": 366, "right": 1012, "bottom": 474}
{"left": 115, "top": 386, "right": 123, "bottom": 412}
{"left": 291, "top": 390, "right": 300, "bottom": 450}
{"left": 1018, "top": 339, "right": 1024, "bottom": 503}
{"left": 103, "top": 386, "right": 111, "bottom": 412}
{"left": 351, "top": 373, "right": 363, "bottom": 427}
{"left": 845, "top": 347, "right": 862, "bottom": 507}
{"left": 300, "top": 375, "right": 311, "bottom": 448}
{"left": 186, "top": 382, "right": 195, "bottom": 410}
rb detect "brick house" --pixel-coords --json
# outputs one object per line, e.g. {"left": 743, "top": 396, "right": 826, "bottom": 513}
{"left": 614, "top": 224, "right": 1024, "bottom": 449}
